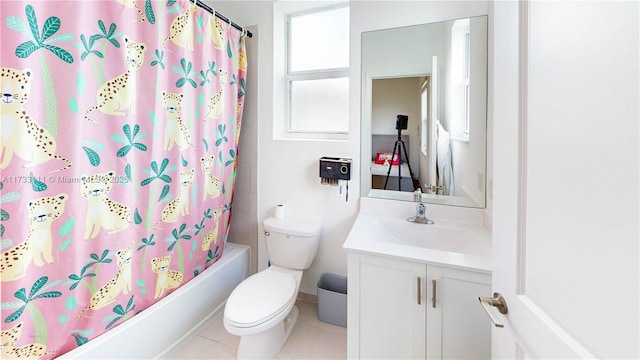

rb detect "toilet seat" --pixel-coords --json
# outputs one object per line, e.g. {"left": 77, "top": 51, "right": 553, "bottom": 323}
{"left": 225, "top": 269, "right": 297, "bottom": 328}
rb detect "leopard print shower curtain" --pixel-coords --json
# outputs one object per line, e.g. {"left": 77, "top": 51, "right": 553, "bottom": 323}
{"left": 0, "top": 0, "right": 247, "bottom": 357}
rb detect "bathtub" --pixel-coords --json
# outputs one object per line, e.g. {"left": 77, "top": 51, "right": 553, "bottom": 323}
{"left": 58, "top": 243, "right": 250, "bottom": 359}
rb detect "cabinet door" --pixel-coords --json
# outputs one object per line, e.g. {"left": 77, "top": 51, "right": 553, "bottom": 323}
{"left": 426, "top": 266, "right": 492, "bottom": 359}
{"left": 356, "top": 254, "right": 426, "bottom": 359}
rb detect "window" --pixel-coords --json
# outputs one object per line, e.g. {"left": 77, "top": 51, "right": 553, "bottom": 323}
{"left": 286, "top": 5, "right": 349, "bottom": 134}
{"left": 463, "top": 24, "right": 471, "bottom": 136}
{"left": 450, "top": 18, "right": 470, "bottom": 141}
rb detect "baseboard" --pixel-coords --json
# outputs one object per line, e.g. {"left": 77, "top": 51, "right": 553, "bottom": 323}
{"left": 297, "top": 291, "right": 318, "bottom": 304}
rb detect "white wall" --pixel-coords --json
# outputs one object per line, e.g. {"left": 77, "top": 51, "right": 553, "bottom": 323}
{"left": 211, "top": 1, "right": 357, "bottom": 295}
{"left": 214, "top": 0, "right": 490, "bottom": 295}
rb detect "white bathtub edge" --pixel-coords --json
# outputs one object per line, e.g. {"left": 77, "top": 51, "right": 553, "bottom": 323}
{"left": 59, "top": 243, "right": 250, "bottom": 359}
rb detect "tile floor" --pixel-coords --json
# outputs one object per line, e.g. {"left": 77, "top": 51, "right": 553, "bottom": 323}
{"left": 163, "top": 299, "right": 347, "bottom": 359}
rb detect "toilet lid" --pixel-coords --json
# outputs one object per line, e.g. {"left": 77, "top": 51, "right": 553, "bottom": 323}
{"left": 225, "top": 270, "right": 297, "bottom": 327}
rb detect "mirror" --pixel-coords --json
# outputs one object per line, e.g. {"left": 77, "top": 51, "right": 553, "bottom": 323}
{"left": 361, "top": 16, "right": 488, "bottom": 208}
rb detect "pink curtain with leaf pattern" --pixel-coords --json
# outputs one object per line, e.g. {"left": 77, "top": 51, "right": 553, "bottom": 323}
{"left": 0, "top": 0, "right": 247, "bottom": 357}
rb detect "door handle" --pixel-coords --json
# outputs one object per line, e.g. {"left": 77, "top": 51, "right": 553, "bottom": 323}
{"left": 478, "top": 292, "right": 508, "bottom": 328}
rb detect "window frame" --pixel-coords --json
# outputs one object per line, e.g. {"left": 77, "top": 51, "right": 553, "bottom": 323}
{"left": 463, "top": 24, "right": 471, "bottom": 137}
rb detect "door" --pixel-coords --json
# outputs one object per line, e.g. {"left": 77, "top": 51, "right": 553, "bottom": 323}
{"left": 491, "top": 1, "right": 639, "bottom": 359}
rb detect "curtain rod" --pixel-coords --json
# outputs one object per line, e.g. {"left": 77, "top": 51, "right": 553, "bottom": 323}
{"left": 195, "top": 0, "right": 253, "bottom": 38}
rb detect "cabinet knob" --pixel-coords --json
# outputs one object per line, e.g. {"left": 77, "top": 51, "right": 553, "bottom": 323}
{"left": 478, "top": 292, "right": 508, "bottom": 328}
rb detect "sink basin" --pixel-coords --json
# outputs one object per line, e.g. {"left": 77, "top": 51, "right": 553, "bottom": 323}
{"left": 376, "top": 219, "right": 491, "bottom": 258}
{"left": 343, "top": 197, "right": 492, "bottom": 272}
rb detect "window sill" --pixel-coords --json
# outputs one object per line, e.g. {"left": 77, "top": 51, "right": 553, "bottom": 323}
{"left": 274, "top": 131, "right": 349, "bottom": 142}
{"left": 451, "top": 134, "right": 470, "bottom": 143}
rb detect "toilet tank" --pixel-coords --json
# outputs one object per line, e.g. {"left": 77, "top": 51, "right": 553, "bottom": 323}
{"left": 263, "top": 217, "right": 322, "bottom": 270}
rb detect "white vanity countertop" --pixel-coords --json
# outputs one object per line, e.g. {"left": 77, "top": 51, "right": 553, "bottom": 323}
{"left": 343, "top": 197, "right": 492, "bottom": 273}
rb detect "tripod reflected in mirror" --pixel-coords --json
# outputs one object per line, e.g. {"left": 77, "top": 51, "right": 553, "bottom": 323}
{"left": 384, "top": 115, "right": 419, "bottom": 191}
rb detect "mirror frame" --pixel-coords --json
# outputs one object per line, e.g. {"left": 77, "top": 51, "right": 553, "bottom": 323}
{"left": 360, "top": 16, "right": 488, "bottom": 208}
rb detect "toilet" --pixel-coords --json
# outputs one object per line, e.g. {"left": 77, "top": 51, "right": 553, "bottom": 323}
{"left": 223, "top": 216, "right": 322, "bottom": 359}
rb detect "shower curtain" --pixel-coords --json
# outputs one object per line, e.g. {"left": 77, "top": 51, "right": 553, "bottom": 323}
{"left": 0, "top": 0, "right": 247, "bottom": 357}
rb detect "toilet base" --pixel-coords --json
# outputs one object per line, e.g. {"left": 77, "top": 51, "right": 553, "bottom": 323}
{"left": 236, "top": 305, "right": 299, "bottom": 359}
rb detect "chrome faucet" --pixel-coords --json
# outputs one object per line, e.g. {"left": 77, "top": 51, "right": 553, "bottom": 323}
{"left": 408, "top": 189, "right": 434, "bottom": 224}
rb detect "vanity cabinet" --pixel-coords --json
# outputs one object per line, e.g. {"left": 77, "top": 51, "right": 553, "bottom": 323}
{"left": 347, "top": 253, "right": 492, "bottom": 359}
